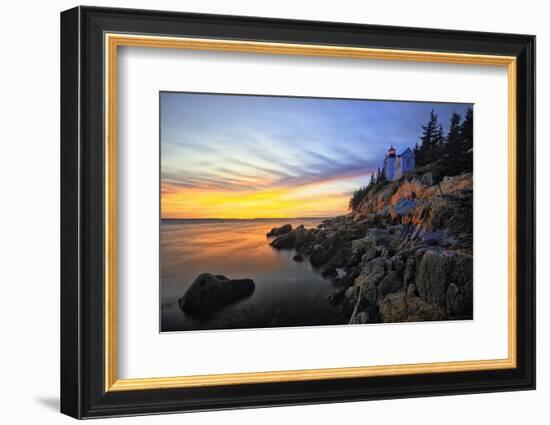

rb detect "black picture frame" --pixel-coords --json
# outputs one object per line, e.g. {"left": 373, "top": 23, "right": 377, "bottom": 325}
{"left": 61, "top": 5, "right": 535, "bottom": 419}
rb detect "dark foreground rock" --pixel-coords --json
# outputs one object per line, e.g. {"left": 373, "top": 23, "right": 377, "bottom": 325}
{"left": 267, "top": 171, "right": 473, "bottom": 324}
{"left": 179, "top": 273, "right": 255, "bottom": 317}
{"left": 266, "top": 223, "right": 292, "bottom": 237}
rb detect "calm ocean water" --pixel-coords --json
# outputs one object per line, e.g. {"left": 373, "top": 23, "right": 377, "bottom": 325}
{"left": 160, "top": 218, "right": 347, "bottom": 332}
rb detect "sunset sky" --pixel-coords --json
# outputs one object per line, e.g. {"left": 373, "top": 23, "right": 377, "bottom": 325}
{"left": 160, "top": 92, "right": 471, "bottom": 219}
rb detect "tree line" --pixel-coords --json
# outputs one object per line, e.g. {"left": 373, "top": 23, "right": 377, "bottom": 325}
{"left": 414, "top": 107, "right": 473, "bottom": 167}
{"left": 348, "top": 107, "right": 473, "bottom": 211}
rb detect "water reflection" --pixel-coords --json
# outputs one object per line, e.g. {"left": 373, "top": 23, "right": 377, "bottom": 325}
{"left": 161, "top": 218, "right": 347, "bottom": 331}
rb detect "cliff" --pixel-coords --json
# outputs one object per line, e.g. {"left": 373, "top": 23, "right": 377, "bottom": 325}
{"left": 268, "top": 169, "right": 473, "bottom": 324}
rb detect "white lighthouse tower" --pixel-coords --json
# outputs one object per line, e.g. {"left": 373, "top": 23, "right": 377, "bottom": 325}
{"left": 384, "top": 146, "right": 397, "bottom": 180}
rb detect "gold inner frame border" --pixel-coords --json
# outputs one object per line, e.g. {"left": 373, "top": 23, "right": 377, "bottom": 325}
{"left": 104, "top": 33, "right": 517, "bottom": 392}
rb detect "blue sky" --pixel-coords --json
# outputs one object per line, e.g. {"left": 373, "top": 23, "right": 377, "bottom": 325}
{"left": 160, "top": 92, "right": 471, "bottom": 218}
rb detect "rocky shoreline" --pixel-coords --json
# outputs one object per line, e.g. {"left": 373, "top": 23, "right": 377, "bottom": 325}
{"left": 267, "top": 171, "right": 474, "bottom": 324}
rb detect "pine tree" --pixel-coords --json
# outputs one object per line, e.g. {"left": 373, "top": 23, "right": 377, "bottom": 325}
{"left": 417, "top": 109, "right": 440, "bottom": 166}
{"left": 369, "top": 172, "right": 376, "bottom": 186}
{"left": 460, "top": 107, "right": 473, "bottom": 151}
{"left": 445, "top": 112, "right": 462, "bottom": 157}
{"left": 434, "top": 124, "right": 445, "bottom": 147}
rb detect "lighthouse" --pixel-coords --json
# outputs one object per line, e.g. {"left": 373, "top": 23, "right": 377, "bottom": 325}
{"left": 383, "top": 146, "right": 415, "bottom": 181}
{"left": 384, "top": 146, "right": 397, "bottom": 180}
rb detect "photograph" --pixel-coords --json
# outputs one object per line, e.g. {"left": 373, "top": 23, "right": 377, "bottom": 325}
{"left": 159, "top": 93, "right": 474, "bottom": 332}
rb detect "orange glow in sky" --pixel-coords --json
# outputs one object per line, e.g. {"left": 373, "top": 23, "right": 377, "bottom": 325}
{"left": 162, "top": 178, "right": 358, "bottom": 219}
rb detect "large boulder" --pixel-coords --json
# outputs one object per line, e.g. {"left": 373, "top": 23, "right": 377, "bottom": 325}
{"left": 179, "top": 273, "right": 255, "bottom": 317}
{"left": 266, "top": 223, "right": 292, "bottom": 237}
{"left": 269, "top": 232, "right": 296, "bottom": 249}
{"left": 309, "top": 244, "right": 329, "bottom": 267}
{"left": 415, "top": 249, "right": 454, "bottom": 306}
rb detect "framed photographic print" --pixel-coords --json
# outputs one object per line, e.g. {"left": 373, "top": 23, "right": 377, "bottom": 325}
{"left": 60, "top": 6, "right": 536, "bottom": 419}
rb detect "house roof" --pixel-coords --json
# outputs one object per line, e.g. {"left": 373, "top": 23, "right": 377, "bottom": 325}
{"left": 400, "top": 147, "right": 414, "bottom": 157}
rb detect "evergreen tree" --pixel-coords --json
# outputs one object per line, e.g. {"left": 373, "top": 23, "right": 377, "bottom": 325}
{"left": 434, "top": 124, "right": 445, "bottom": 147}
{"left": 369, "top": 172, "right": 376, "bottom": 186}
{"left": 413, "top": 141, "right": 420, "bottom": 161}
{"left": 445, "top": 112, "right": 462, "bottom": 156}
{"left": 417, "top": 109, "right": 440, "bottom": 166}
{"left": 460, "top": 107, "right": 473, "bottom": 151}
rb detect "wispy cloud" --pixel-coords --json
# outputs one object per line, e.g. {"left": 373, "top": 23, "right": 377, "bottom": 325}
{"left": 160, "top": 92, "right": 471, "bottom": 218}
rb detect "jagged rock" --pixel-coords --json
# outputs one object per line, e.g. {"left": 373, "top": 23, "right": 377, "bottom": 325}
{"left": 363, "top": 280, "right": 378, "bottom": 304}
{"left": 391, "top": 255, "right": 405, "bottom": 272}
{"left": 378, "top": 270, "right": 403, "bottom": 297}
{"left": 405, "top": 296, "right": 445, "bottom": 322}
{"left": 438, "top": 173, "right": 473, "bottom": 195}
{"left": 295, "top": 227, "right": 315, "bottom": 251}
{"left": 179, "top": 273, "right": 255, "bottom": 317}
{"left": 351, "top": 228, "right": 392, "bottom": 253}
{"left": 270, "top": 231, "right": 296, "bottom": 249}
{"left": 378, "top": 291, "right": 409, "bottom": 322}
{"left": 393, "top": 198, "right": 417, "bottom": 217}
{"left": 337, "top": 267, "right": 361, "bottom": 288}
{"left": 321, "top": 233, "right": 350, "bottom": 268}
{"left": 266, "top": 223, "right": 292, "bottom": 237}
{"left": 378, "top": 290, "right": 445, "bottom": 322}
{"left": 361, "top": 247, "right": 379, "bottom": 263}
{"left": 415, "top": 249, "right": 455, "bottom": 306}
{"left": 355, "top": 257, "right": 387, "bottom": 295}
{"left": 421, "top": 231, "right": 443, "bottom": 245}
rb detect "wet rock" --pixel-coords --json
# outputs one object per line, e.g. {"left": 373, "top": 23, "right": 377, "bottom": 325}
{"left": 269, "top": 231, "right": 296, "bottom": 249}
{"left": 295, "top": 227, "right": 315, "bottom": 251}
{"left": 310, "top": 244, "right": 329, "bottom": 267}
{"left": 321, "top": 266, "right": 337, "bottom": 279}
{"left": 266, "top": 223, "right": 292, "bottom": 237}
{"left": 328, "top": 287, "right": 346, "bottom": 305}
{"left": 179, "top": 273, "right": 255, "bottom": 317}
{"left": 292, "top": 253, "right": 303, "bottom": 262}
